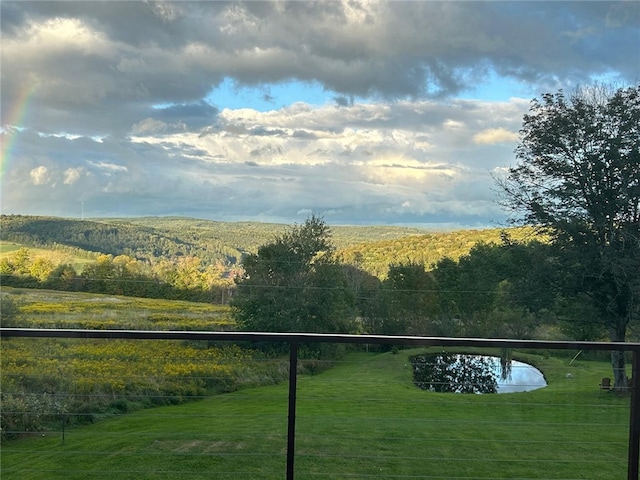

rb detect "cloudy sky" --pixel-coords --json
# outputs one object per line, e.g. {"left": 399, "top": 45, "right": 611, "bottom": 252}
{"left": 1, "top": 1, "right": 639, "bottom": 228}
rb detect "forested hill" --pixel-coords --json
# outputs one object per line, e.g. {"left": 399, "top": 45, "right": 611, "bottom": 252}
{"left": 336, "top": 226, "right": 541, "bottom": 277}
{"left": 0, "top": 215, "right": 244, "bottom": 265}
{"left": 0, "top": 215, "right": 428, "bottom": 267}
{"left": 0, "top": 214, "right": 537, "bottom": 276}
{"left": 107, "top": 216, "right": 429, "bottom": 250}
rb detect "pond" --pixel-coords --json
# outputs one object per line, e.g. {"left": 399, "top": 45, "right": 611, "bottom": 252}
{"left": 409, "top": 353, "right": 547, "bottom": 394}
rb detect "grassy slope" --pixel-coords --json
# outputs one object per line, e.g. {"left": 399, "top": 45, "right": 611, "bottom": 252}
{"left": 1, "top": 349, "right": 629, "bottom": 479}
{"left": 0, "top": 242, "right": 28, "bottom": 254}
{"left": 1, "top": 287, "right": 232, "bottom": 330}
{"left": 0, "top": 242, "right": 94, "bottom": 272}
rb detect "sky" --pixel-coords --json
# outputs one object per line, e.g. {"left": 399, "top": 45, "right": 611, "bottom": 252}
{"left": 1, "top": 1, "right": 639, "bottom": 228}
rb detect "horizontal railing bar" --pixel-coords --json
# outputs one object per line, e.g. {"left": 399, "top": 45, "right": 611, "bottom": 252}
{"left": 2, "top": 327, "right": 639, "bottom": 352}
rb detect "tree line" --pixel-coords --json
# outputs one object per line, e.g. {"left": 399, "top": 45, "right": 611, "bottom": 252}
{"left": 232, "top": 217, "right": 590, "bottom": 339}
{"left": 1, "top": 248, "right": 235, "bottom": 304}
{"left": 0, "top": 215, "right": 427, "bottom": 273}
{"left": 233, "top": 84, "right": 639, "bottom": 390}
{"left": 1, "top": 84, "right": 637, "bottom": 389}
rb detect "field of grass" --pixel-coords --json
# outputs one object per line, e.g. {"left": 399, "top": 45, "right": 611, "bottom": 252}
{"left": 0, "top": 242, "right": 25, "bottom": 255}
{"left": 1, "top": 345, "right": 631, "bottom": 479}
{"left": 0, "top": 242, "right": 63, "bottom": 258}
{"left": 1, "top": 287, "right": 233, "bottom": 330}
{"left": 1, "top": 288, "right": 633, "bottom": 478}
{"left": 0, "top": 242, "right": 94, "bottom": 272}
{"left": 1, "top": 288, "right": 295, "bottom": 445}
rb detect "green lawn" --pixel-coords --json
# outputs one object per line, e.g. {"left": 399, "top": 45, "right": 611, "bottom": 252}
{"left": 0, "top": 348, "right": 631, "bottom": 479}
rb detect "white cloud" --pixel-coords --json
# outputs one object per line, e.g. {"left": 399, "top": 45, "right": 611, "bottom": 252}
{"left": 29, "top": 166, "right": 50, "bottom": 185}
{"left": 63, "top": 167, "right": 83, "bottom": 185}
{"left": 89, "top": 161, "right": 129, "bottom": 173}
{"left": 1, "top": 1, "right": 637, "bottom": 227}
{"left": 473, "top": 128, "right": 519, "bottom": 145}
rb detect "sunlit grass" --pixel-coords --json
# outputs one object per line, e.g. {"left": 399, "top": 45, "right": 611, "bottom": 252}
{"left": 3, "top": 287, "right": 233, "bottom": 330}
{"left": 1, "top": 349, "right": 630, "bottom": 479}
{"left": 0, "top": 242, "right": 94, "bottom": 271}
{"left": 0, "top": 288, "right": 632, "bottom": 478}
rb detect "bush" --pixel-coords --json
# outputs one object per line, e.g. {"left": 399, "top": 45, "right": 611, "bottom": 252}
{"left": 0, "top": 294, "right": 20, "bottom": 327}
{"left": 0, "top": 390, "right": 67, "bottom": 440}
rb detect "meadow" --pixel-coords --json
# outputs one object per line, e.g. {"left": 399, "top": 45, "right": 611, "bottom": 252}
{"left": 0, "top": 288, "right": 292, "bottom": 439}
{"left": 0, "top": 241, "right": 95, "bottom": 273}
{"left": 1, "top": 288, "right": 633, "bottom": 478}
{"left": 1, "top": 287, "right": 233, "bottom": 330}
{"left": 0, "top": 348, "right": 630, "bottom": 479}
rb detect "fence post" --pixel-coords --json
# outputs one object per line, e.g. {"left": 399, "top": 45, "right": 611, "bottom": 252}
{"left": 629, "top": 350, "right": 640, "bottom": 480}
{"left": 286, "top": 341, "right": 299, "bottom": 480}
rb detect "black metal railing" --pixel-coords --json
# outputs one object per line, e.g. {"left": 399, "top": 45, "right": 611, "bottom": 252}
{"left": 2, "top": 327, "right": 639, "bottom": 480}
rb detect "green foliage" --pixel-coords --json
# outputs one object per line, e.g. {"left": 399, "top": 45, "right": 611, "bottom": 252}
{"left": 497, "top": 83, "right": 640, "bottom": 388}
{"left": 0, "top": 294, "right": 20, "bottom": 327}
{"left": 0, "top": 215, "right": 427, "bottom": 271}
{"left": 0, "top": 386, "right": 68, "bottom": 440}
{"left": 427, "top": 238, "right": 560, "bottom": 339}
{"left": 363, "top": 263, "right": 439, "bottom": 336}
{"left": 336, "top": 226, "right": 542, "bottom": 278}
{"left": 350, "top": 236, "right": 577, "bottom": 341}
{"left": 232, "top": 215, "right": 357, "bottom": 334}
{"left": 0, "top": 245, "right": 232, "bottom": 304}
{"left": 0, "top": 215, "right": 436, "bottom": 304}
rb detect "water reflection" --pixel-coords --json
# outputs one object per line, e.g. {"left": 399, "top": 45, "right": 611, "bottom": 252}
{"left": 496, "top": 358, "right": 547, "bottom": 393}
{"left": 410, "top": 353, "right": 547, "bottom": 394}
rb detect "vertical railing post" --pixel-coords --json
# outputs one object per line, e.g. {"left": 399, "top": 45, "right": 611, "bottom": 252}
{"left": 286, "top": 341, "right": 299, "bottom": 480}
{"left": 628, "top": 350, "right": 640, "bottom": 480}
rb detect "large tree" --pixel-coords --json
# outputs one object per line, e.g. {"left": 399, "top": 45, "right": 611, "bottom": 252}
{"left": 497, "top": 84, "right": 640, "bottom": 390}
{"left": 432, "top": 239, "right": 555, "bottom": 339}
{"left": 232, "top": 215, "right": 356, "bottom": 334}
{"left": 363, "top": 262, "right": 439, "bottom": 336}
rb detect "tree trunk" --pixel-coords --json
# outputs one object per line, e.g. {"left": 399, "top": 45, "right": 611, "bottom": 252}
{"left": 609, "top": 325, "right": 629, "bottom": 392}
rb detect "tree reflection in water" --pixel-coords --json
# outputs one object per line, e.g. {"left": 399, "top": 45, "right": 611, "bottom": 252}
{"left": 410, "top": 353, "right": 546, "bottom": 394}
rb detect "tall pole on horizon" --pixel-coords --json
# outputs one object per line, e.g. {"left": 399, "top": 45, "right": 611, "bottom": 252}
{"left": 81, "top": 202, "right": 84, "bottom": 220}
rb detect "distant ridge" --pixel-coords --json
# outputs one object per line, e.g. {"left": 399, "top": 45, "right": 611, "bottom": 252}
{"left": 0, "top": 215, "right": 535, "bottom": 277}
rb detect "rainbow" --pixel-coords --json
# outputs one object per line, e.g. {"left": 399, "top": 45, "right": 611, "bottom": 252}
{"left": 1, "top": 82, "right": 39, "bottom": 181}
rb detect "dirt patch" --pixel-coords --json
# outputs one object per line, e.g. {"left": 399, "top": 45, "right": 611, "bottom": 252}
{"left": 151, "top": 440, "right": 246, "bottom": 453}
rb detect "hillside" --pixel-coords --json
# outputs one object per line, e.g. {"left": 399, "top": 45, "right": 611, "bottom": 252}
{"left": 0, "top": 214, "right": 538, "bottom": 278}
{"left": 336, "top": 226, "right": 541, "bottom": 277}
{"left": 0, "top": 215, "right": 429, "bottom": 267}
{"left": 1, "top": 215, "right": 261, "bottom": 266}
{"left": 107, "top": 216, "right": 430, "bottom": 249}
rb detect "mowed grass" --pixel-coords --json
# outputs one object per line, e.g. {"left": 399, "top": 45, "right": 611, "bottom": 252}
{"left": 1, "top": 348, "right": 631, "bottom": 479}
